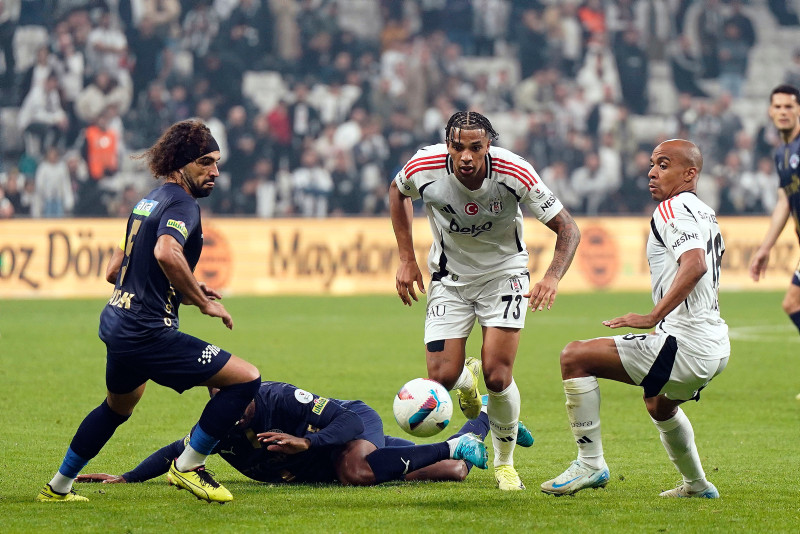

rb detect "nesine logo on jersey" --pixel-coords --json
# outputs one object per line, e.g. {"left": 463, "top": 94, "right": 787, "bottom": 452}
{"left": 464, "top": 202, "right": 479, "bottom": 215}
{"left": 672, "top": 231, "right": 699, "bottom": 249}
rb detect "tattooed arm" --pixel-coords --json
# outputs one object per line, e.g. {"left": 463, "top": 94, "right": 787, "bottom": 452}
{"left": 525, "top": 208, "right": 581, "bottom": 312}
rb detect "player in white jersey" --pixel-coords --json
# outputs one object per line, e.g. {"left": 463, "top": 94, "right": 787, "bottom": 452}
{"left": 389, "top": 111, "right": 581, "bottom": 490}
{"left": 541, "top": 139, "right": 729, "bottom": 499}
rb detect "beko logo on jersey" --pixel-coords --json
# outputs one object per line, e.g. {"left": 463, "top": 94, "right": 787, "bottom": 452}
{"left": 672, "top": 232, "right": 699, "bottom": 249}
{"left": 449, "top": 218, "right": 492, "bottom": 237}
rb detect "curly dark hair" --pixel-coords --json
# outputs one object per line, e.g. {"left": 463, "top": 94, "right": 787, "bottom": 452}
{"left": 131, "top": 120, "right": 215, "bottom": 178}
{"left": 444, "top": 111, "right": 499, "bottom": 143}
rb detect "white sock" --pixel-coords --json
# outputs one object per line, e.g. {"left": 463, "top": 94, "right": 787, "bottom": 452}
{"left": 564, "top": 376, "right": 605, "bottom": 470}
{"left": 446, "top": 437, "right": 459, "bottom": 457}
{"left": 652, "top": 407, "right": 708, "bottom": 491}
{"left": 452, "top": 364, "right": 473, "bottom": 391}
{"left": 49, "top": 472, "right": 74, "bottom": 494}
{"left": 487, "top": 379, "right": 520, "bottom": 466}
{"left": 175, "top": 443, "right": 207, "bottom": 472}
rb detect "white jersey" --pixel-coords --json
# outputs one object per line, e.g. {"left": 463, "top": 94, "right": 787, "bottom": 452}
{"left": 395, "top": 144, "right": 563, "bottom": 286}
{"left": 647, "top": 192, "right": 728, "bottom": 358}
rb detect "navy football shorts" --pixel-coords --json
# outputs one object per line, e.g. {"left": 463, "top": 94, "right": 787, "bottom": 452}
{"left": 105, "top": 328, "right": 232, "bottom": 394}
{"left": 343, "top": 400, "right": 386, "bottom": 449}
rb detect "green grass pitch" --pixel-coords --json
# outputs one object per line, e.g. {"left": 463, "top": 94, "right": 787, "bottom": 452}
{"left": 1, "top": 291, "right": 798, "bottom": 532}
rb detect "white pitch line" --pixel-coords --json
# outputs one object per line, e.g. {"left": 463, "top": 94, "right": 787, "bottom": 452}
{"left": 728, "top": 325, "right": 800, "bottom": 343}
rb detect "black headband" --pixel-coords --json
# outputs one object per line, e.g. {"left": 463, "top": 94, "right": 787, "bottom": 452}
{"left": 173, "top": 135, "right": 220, "bottom": 171}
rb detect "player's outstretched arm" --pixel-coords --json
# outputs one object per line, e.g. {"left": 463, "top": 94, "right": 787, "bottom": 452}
{"left": 604, "top": 248, "right": 706, "bottom": 330}
{"left": 525, "top": 208, "right": 580, "bottom": 311}
{"left": 105, "top": 246, "right": 124, "bottom": 284}
{"left": 154, "top": 234, "right": 233, "bottom": 329}
{"left": 750, "top": 189, "right": 790, "bottom": 282}
{"left": 76, "top": 439, "right": 187, "bottom": 484}
{"left": 389, "top": 180, "right": 425, "bottom": 306}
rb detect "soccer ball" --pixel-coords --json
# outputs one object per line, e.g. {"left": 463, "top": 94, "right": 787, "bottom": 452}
{"left": 393, "top": 378, "right": 452, "bottom": 437}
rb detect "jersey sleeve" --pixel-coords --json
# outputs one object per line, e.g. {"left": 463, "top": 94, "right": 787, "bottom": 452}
{"left": 652, "top": 196, "right": 705, "bottom": 260}
{"left": 276, "top": 384, "right": 364, "bottom": 448}
{"left": 393, "top": 145, "right": 443, "bottom": 200}
{"left": 157, "top": 197, "right": 200, "bottom": 246}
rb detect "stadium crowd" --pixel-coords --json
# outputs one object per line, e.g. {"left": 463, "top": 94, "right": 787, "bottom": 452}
{"left": 1, "top": 0, "right": 799, "bottom": 219}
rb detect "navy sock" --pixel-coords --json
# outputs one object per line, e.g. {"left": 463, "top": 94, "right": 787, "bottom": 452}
{"left": 384, "top": 436, "right": 415, "bottom": 447}
{"left": 789, "top": 310, "right": 800, "bottom": 334}
{"left": 197, "top": 377, "right": 260, "bottom": 439}
{"left": 61, "top": 400, "right": 130, "bottom": 477}
{"left": 446, "top": 412, "right": 490, "bottom": 441}
{"left": 365, "top": 443, "right": 450, "bottom": 484}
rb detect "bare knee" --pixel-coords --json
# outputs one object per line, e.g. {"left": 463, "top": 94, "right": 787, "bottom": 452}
{"left": 560, "top": 341, "right": 590, "bottom": 379}
{"left": 644, "top": 396, "right": 680, "bottom": 421}
{"left": 782, "top": 295, "right": 800, "bottom": 316}
{"left": 483, "top": 365, "right": 512, "bottom": 392}
{"left": 336, "top": 462, "right": 375, "bottom": 486}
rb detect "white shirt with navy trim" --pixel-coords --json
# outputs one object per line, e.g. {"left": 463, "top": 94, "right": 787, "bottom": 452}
{"left": 647, "top": 191, "right": 728, "bottom": 358}
{"left": 395, "top": 144, "right": 563, "bottom": 286}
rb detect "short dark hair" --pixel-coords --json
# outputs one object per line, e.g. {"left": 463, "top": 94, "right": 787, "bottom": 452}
{"left": 770, "top": 84, "right": 800, "bottom": 103}
{"left": 445, "top": 111, "right": 499, "bottom": 142}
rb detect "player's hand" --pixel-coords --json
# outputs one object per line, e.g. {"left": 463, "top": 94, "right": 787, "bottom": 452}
{"left": 524, "top": 275, "right": 559, "bottom": 312}
{"left": 198, "top": 281, "right": 222, "bottom": 300}
{"left": 748, "top": 248, "right": 770, "bottom": 282}
{"left": 257, "top": 432, "right": 311, "bottom": 454}
{"left": 199, "top": 299, "right": 234, "bottom": 329}
{"left": 603, "top": 313, "right": 657, "bottom": 330}
{"left": 75, "top": 473, "right": 127, "bottom": 483}
{"left": 395, "top": 260, "right": 426, "bottom": 306}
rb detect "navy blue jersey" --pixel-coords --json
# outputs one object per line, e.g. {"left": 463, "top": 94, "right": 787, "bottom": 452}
{"left": 773, "top": 133, "right": 800, "bottom": 241}
{"left": 123, "top": 382, "right": 371, "bottom": 484}
{"left": 99, "top": 183, "right": 202, "bottom": 339}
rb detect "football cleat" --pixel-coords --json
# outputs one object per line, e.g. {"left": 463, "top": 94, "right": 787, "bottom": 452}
{"left": 541, "top": 460, "right": 610, "bottom": 496}
{"left": 659, "top": 481, "right": 719, "bottom": 499}
{"left": 36, "top": 484, "right": 89, "bottom": 502}
{"left": 457, "top": 358, "right": 482, "bottom": 420}
{"left": 167, "top": 460, "right": 232, "bottom": 503}
{"left": 516, "top": 421, "right": 534, "bottom": 448}
{"left": 480, "top": 395, "right": 534, "bottom": 447}
{"left": 494, "top": 464, "right": 525, "bottom": 491}
{"left": 452, "top": 433, "right": 488, "bottom": 469}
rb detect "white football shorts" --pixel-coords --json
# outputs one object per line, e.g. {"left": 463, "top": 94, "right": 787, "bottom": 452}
{"left": 423, "top": 273, "right": 529, "bottom": 344}
{"left": 614, "top": 332, "right": 729, "bottom": 401}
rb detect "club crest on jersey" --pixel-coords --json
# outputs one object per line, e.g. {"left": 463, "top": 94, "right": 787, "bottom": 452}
{"left": 488, "top": 198, "right": 503, "bottom": 214}
{"left": 791, "top": 154, "right": 800, "bottom": 169}
{"left": 464, "top": 202, "right": 479, "bottom": 215}
{"left": 509, "top": 276, "right": 522, "bottom": 293}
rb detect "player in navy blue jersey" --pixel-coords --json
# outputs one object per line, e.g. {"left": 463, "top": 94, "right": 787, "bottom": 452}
{"left": 37, "top": 120, "right": 261, "bottom": 504}
{"left": 74, "top": 381, "right": 535, "bottom": 486}
{"left": 749, "top": 84, "right": 800, "bottom": 400}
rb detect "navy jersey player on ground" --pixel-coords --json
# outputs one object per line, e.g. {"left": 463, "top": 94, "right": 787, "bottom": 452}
{"left": 389, "top": 111, "right": 580, "bottom": 490}
{"left": 37, "top": 120, "right": 261, "bottom": 504}
{"left": 74, "top": 381, "right": 535, "bottom": 486}
{"left": 541, "top": 139, "right": 729, "bottom": 499}
{"left": 749, "top": 84, "right": 800, "bottom": 399}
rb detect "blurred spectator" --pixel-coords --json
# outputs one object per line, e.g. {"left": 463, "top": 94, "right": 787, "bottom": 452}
{"left": 0, "top": 183, "right": 13, "bottom": 218}
{"left": 52, "top": 29, "right": 85, "bottom": 142}
{"left": 17, "top": 72, "right": 69, "bottom": 158}
{"left": 141, "top": 0, "right": 180, "bottom": 37}
{"left": 714, "top": 93, "right": 745, "bottom": 163}
{"left": 472, "top": 0, "right": 510, "bottom": 57}
{"left": 181, "top": 0, "right": 220, "bottom": 60}
{"left": 717, "top": 21, "right": 750, "bottom": 98}
{"left": 0, "top": 0, "right": 19, "bottom": 99}
{"left": 252, "top": 157, "right": 278, "bottom": 217}
{"left": 128, "top": 16, "right": 168, "bottom": 102}
{"left": 85, "top": 8, "right": 128, "bottom": 82}
{"left": 126, "top": 81, "right": 172, "bottom": 149}
{"left": 741, "top": 156, "right": 780, "bottom": 213}
{"left": 613, "top": 27, "right": 648, "bottom": 114}
{"left": 292, "top": 147, "right": 332, "bottom": 217}
{"left": 768, "top": 0, "right": 800, "bottom": 25}
{"left": 540, "top": 159, "right": 580, "bottom": 211}
{"left": 687, "top": 0, "right": 725, "bottom": 78}
{"left": 75, "top": 108, "right": 119, "bottom": 216}
{"left": 75, "top": 70, "right": 133, "bottom": 125}
{"left": 166, "top": 82, "right": 193, "bottom": 123}
{"left": 668, "top": 34, "right": 708, "bottom": 98}
{"left": 618, "top": 148, "right": 653, "bottom": 214}
{"left": 2, "top": 165, "right": 25, "bottom": 215}
{"left": 570, "top": 150, "right": 619, "bottom": 216}
{"left": 444, "top": 0, "right": 474, "bottom": 55}
{"left": 784, "top": 47, "right": 800, "bottom": 88}
{"left": 329, "top": 149, "right": 360, "bottom": 215}
{"left": 725, "top": 0, "right": 756, "bottom": 49}
{"left": 194, "top": 97, "right": 229, "bottom": 163}
{"left": 288, "top": 82, "right": 323, "bottom": 166}
{"left": 18, "top": 45, "right": 57, "bottom": 101}
{"left": 576, "top": 35, "right": 620, "bottom": 106}
{"left": 32, "top": 146, "right": 74, "bottom": 218}
{"left": 576, "top": 0, "right": 606, "bottom": 42}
